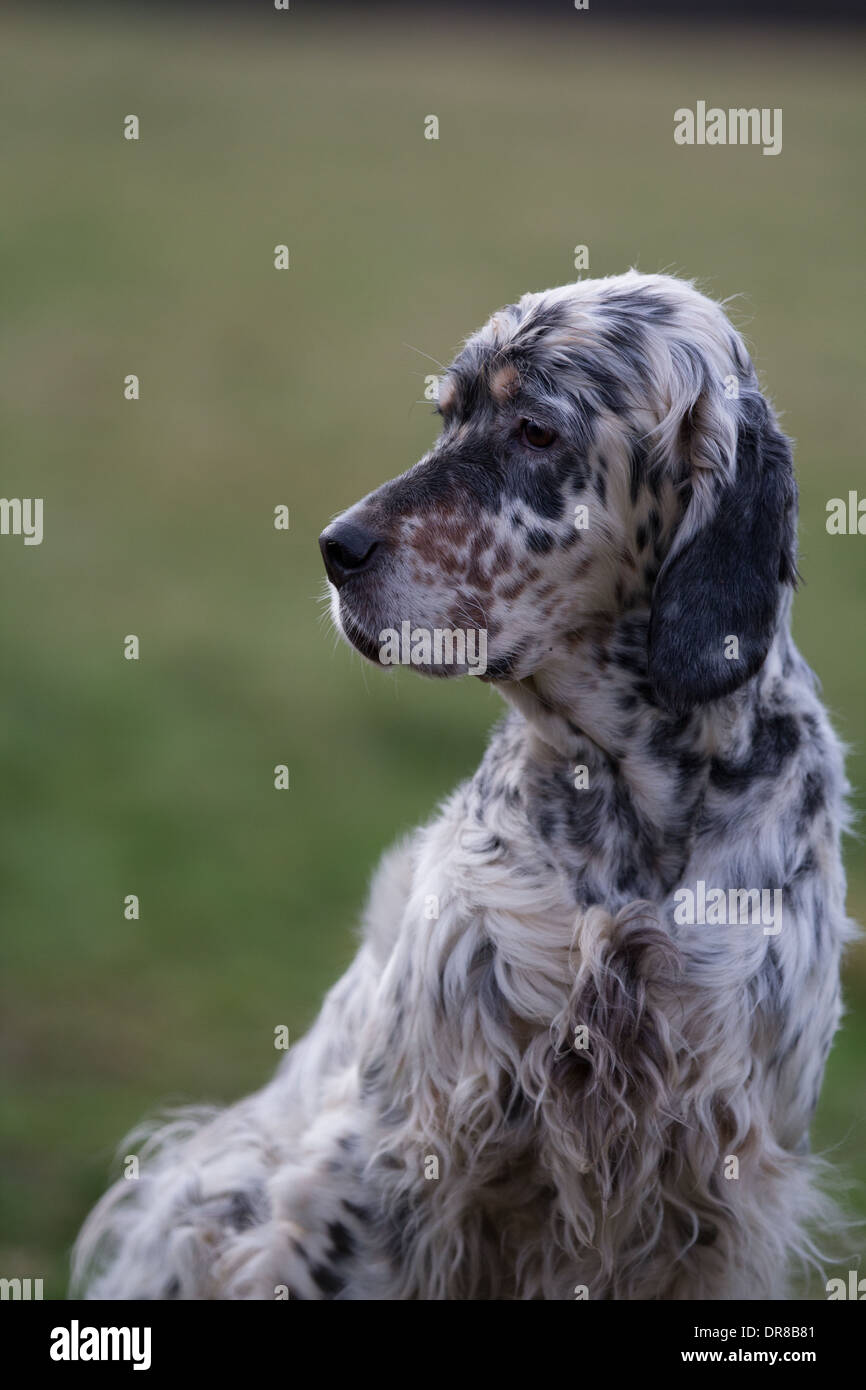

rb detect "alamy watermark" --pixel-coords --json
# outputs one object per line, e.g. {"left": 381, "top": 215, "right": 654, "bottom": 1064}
{"left": 379, "top": 622, "right": 488, "bottom": 675}
{"left": 0, "top": 497, "right": 43, "bottom": 545}
{"left": 50, "top": 1321, "right": 151, "bottom": 1370}
{"left": 674, "top": 880, "right": 783, "bottom": 936}
{"left": 674, "top": 103, "right": 782, "bottom": 157}
{"left": 0, "top": 1276, "right": 43, "bottom": 1299}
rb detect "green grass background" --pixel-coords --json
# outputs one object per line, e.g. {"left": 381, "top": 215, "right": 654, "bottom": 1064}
{"left": 1, "top": 8, "right": 864, "bottom": 1296}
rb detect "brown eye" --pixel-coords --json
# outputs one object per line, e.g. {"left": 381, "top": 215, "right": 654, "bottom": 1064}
{"left": 521, "top": 419, "right": 557, "bottom": 449}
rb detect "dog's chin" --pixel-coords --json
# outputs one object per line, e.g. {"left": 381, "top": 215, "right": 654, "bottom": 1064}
{"left": 331, "top": 593, "right": 386, "bottom": 667}
{"left": 338, "top": 615, "right": 470, "bottom": 678}
{"left": 332, "top": 590, "right": 488, "bottom": 680}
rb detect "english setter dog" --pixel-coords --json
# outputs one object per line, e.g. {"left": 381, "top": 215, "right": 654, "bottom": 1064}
{"left": 76, "top": 271, "right": 854, "bottom": 1300}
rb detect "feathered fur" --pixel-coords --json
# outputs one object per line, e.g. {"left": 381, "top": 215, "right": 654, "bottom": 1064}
{"left": 74, "top": 272, "right": 855, "bottom": 1300}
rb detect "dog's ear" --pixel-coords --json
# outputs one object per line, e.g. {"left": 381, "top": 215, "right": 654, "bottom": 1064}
{"left": 647, "top": 390, "right": 798, "bottom": 716}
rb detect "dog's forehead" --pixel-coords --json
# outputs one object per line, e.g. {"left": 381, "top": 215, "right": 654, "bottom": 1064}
{"left": 434, "top": 274, "right": 725, "bottom": 428}
{"left": 438, "top": 293, "right": 585, "bottom": 418}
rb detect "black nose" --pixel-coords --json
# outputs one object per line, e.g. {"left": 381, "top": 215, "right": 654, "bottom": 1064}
{"left": 319, "top": 520, "right": 380, "bottom": 589}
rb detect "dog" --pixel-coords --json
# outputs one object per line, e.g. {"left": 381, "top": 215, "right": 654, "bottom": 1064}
{"left": 75, "top": 271, "right": 854, "bottom": 1300}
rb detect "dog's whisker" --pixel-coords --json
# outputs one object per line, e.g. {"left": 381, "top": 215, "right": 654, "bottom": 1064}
{"left": 402, "top": 341, "right": 448, "bottom": 372}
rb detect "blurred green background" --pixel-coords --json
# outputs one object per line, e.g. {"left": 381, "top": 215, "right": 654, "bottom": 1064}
{"left": 0, "top": 8, "right": 864, "bottom": 1297}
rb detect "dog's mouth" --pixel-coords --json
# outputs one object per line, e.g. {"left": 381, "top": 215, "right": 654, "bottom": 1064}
{"left": 332, "top": 586, "right": 490, "bottom": 679}
{"left": 335, "top": 596, "right": 384, "bottom": 666}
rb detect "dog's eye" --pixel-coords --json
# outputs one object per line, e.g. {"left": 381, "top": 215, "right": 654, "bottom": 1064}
{"left": 520, "top": 420, "right": 557, "bottom": 450}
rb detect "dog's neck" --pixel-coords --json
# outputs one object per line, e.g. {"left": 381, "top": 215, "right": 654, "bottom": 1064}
{"left": 500, "top": 600, "right": 797, "bottom": 757}
{"left": 494, "top": 601, "right": 800, "bottom": 895}
{"left": 499, "top": 609, "right": 688, "bottom": 761}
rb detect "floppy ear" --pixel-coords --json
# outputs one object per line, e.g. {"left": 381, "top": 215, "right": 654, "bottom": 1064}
{"left": 648, "top": 391, "right": 798, "bottom": 716}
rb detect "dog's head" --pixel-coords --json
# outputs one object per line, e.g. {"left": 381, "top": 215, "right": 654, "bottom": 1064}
{"left": 320, "top": 271, "right": 797, "bottom": 713}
